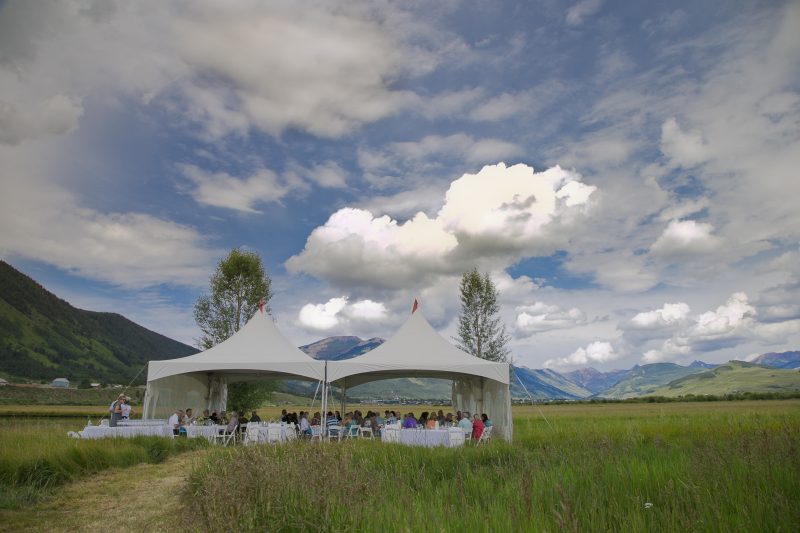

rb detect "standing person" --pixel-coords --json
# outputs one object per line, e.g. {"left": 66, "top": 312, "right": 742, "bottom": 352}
{"left": 109, "top": 394, "right": 125, "bottom": 427}
{"left": 168, "top": 409, "right": 184, "bottom": 436}
{"left": 120, "top": 397, "right": 132, "bottom": 421}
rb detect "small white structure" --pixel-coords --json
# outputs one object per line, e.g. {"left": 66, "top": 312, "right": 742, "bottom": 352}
{"left": 0, "top": 378, "right": 8, "bottom": 386}
{"left": 51, "top": 377, "right": 70, "bottom": 388}
{"left": 143, "top": 310, "right": 325, "bottom": 419}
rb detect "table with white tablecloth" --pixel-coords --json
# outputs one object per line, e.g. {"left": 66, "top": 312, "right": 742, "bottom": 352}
{"left": 185, "top": 425, "right": 227, "bottom": 441}
{"left": 388, "top": 428, "right": 465, "bottom": 448}
{"left": 78, "top": 425, "right": 174, "bottom": 439}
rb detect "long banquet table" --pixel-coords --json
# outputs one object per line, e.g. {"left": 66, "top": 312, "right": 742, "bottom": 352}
{"left": 385, "top": 428, "right": 465, "bottom": 448}
{"left": 78, "top": 425, "right": 174, "bottom": 439}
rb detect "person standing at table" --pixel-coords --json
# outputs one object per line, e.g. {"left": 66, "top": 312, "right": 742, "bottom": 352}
{"left": 471, "top": 413, "right": 484, "bottom": 441}
{"left": 109, "top": 393, "right": 125, "bottom": 427}
{"left": 120, "top": 397, "right": 132, "bottom": 421}
{"left": 168, "top": 409, "right": 183, "bottom": 436}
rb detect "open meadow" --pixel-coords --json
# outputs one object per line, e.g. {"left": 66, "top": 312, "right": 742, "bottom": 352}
{"left": 0, "top": 400, "right": 798, "bottom": 532}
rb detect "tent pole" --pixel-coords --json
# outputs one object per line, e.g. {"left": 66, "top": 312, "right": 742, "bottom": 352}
{"left": 321, "top": 362, "right": 328, "bottom": 434}
{"left": 310, "top": 380, "right": 321, "bottom": 410}
{"left": 341, "top": 379, "right": 346, "bottom": 415}
{"left": 512, "top": 365, "right": 551, "bottom": 429}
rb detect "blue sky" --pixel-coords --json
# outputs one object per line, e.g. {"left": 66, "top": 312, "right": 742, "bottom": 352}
{"left": 1, "top": 0, "right": 798, "bottom": 370}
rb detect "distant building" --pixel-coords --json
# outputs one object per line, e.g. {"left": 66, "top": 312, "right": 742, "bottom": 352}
{"left": 90, "top": 383, "right": 101, "bottom": 388}
{"left": 51, "top": 378, "right": 70, "bottom": 388}
{"left": 0, "top": 378, "right": 8, "bottom": 386}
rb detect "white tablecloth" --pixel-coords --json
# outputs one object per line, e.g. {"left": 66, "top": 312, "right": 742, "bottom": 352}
{"left": 392, "top": 428, "right": 464, "bottom": 448}
{"left": 117, "top": 419, "right": 168, "bottom": 427}
{"left": 185, "top": 425, "right": 227, "bottom": 440}
{"left": 78, "top": 426, "right": 173, "bottom": 439}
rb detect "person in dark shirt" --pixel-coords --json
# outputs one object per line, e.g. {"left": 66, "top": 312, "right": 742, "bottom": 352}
{"left": 250, "top": 411, "right": 261, "bottom": 423}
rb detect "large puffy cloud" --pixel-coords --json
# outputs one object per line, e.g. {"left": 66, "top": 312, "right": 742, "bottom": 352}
{"left": 286, "top": 163, "right": 597, "bottom": 289}
{"left": 545, "top": 341, "right": 617, "bottom": 368}
{"left": 514, "top": 301, "right": 587, "bottom": 337}
{"left": 298, "top": 296, "right": 388, "bottom": 332}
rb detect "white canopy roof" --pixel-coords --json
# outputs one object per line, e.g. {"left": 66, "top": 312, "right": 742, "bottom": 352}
{"left": 326, "top": 310, "right": 510, "bottom": 386}
{"left": 146, "top": 310, "right": 325, "bottom": 382}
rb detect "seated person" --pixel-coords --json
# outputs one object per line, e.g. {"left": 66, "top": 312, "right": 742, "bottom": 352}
{"left": 210, "top": 411, "right": 219, "bottom": 424}
{"left": 183, "top": 408, "right": 195, "bottom": 425}
{"left": 402, "top": 413, "right": 417, "bottom": 429}
{"left": 197, "top": 409, "right": 211, "bottom": 424}
{"left": 280, "top": 409, "right": 288, "bottom": 423}
{"left": 299, "top": 412, "right": 311, "bottom": 435}
{"left": 458, "top": 411, "right": 473, "bottom": 436}
{"left": 481, "top": 413, "right": 492, "bottom": 427}
{"left": 249, "top": 410, "right": 261, "bottom": 423}
{"left": 471, "top": 413, "right": 485, "bottom": 440}
{"left": 311, "top": 412, "right": 321, "bottom": 426}
{"left": 384, "top": 410, "right": 395, "bottom": 424}
{"left": 219, "top": 412, "right": 239, "bottom": 436}
{"left": 325, "top": 411, "right": 340, "bottom": 437}
{"left": 425, "top": 415, "right": 437, "bottom": 429}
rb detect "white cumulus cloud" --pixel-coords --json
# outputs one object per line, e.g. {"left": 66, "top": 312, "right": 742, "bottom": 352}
{"left": 545, "top": 341, "right": 617, "bottom": 367}
{"left": 286, "top": 162, "right": 597, "bottom": 290}
{"left": 297, "top": 296, "right": 388, "bottom": 332}
{"left": 629, "top": 302, "right": 691, "bottom": 330}
{"left": 651, "top": 219, "right": 721, "bottom": 257}
{"left": 514, "top": 302, "right": 587, "bottom": 337}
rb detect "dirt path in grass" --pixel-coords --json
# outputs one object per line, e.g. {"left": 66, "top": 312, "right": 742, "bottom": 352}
{"left": 0, "top": 452, "right": 204, "bottom": 532}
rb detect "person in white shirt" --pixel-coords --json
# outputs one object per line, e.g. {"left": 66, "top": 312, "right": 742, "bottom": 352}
{"left": 168, "top": 409, "right": 183, "bottom": 436}
{"left": 120, "top": 397, "right": 132, "bottom": 420}
{"left": 457, "top": 410, "right": 473, "bottom": 438}
{"left": 299, "top": 412, "right": 310, "bottom": 436}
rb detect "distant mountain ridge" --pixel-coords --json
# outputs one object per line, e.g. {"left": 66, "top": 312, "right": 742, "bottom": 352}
{"left": 0, "top": 261, "right": 198, "bottom": 384}
{"left": 563, "top": 367, "right": 629, "bottom": 395}
{"left": 750, "top": 351, "right": 800, "bottom": 369}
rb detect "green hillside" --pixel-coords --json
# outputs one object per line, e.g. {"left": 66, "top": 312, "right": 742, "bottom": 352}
{"left": 648, "top": 361, "right": 800, "bottom": 397}
{"left": 598, "top": 363, "right": 705, "bottom": 398}
{"left": 0, "top": 261, "right": 197, "bottom": 384}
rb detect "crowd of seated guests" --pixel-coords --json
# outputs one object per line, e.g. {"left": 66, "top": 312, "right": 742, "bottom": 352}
{"left": 168, "top": 406, "right": 493, "bottom": 441}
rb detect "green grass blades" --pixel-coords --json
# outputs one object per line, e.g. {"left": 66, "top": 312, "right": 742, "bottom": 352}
{"left": 184, "top": 401, "right": 800, "bottom": 532}
{"left": 0, "top": 418, "right": 206, "bottom": 509}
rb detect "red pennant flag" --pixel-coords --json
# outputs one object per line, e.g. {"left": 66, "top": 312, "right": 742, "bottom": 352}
{"left": 258, "top": 298, "right": 264, "bottom": 314}
{"left": 411, "top": 299, "right": 418, "bottom": 314}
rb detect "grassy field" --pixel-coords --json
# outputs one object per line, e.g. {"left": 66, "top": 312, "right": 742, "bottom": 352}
{"left": 187, "top": 400, "right": 800, "bottom": 532}
{"left": 0, "top": 401, "right": 797, "bottom": 532}
{"left": 0, "top": 417, "right": 206, "bottom": 510}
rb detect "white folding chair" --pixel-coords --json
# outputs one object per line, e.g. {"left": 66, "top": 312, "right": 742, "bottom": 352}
{"left": 326, "top": 425, "right": 342, "bottom": 442}
{"left": 284, "top": 423, "right": 298, "bottom": 442}
{"left": 476, "top": 426, "right": 492, "bottom": 446}
{"left": 344, "top": 425, "right": 360, "bottom": 440}
{"left": 244, "top": 423, "right": 261, "bottom": 446}
{"left": 267, "top": 424, "right": 283, "bottom": 444}
{"left": 359, "top": 425, "right": 374, "bottom": 439}
{"left": 310, "top": 425, "right": 323, "bottom": 442}
{"left": 382, "top": 426, "right": 399, "bottom": 443}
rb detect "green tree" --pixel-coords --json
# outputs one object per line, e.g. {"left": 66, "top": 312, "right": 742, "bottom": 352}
{"left": 455, "top": 268, "right": 510, "bottom": 362}
{"left": 194, "top": 249, "right": 275, "bottom": 408}
{"left": 193, "top": 248, "right": 273, "bottom": 350}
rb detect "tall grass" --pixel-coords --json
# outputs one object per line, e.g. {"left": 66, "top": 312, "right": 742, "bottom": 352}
{"left": 185, "top": 401, "right": 800, "bottom": 532}
{"left": 0, "top": 418, "right": 206, "bottom": 508}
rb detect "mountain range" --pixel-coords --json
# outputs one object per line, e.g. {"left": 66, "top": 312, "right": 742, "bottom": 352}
{"left": 0, "top": 261, "right": 197, "bottom": 384}
{"left": 1, "top": 261, "right": 798, "bottom": 399}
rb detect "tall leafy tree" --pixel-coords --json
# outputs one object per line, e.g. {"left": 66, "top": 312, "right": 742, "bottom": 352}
{"left": 194, "top": 249, "right": 275, "bottom": 411}
{"left": 194, "top": 248, "right": 273, "bottom": 350}
{"left": 456, "top": 268, "right": 510, "bottom": 362}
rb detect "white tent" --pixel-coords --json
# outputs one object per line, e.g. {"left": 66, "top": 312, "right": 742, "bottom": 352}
{"left": 142, "top": 310, "right": 324, "bottom": 419}
{"left": 326, "top": 310, "right": 513, "bottom": 441}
